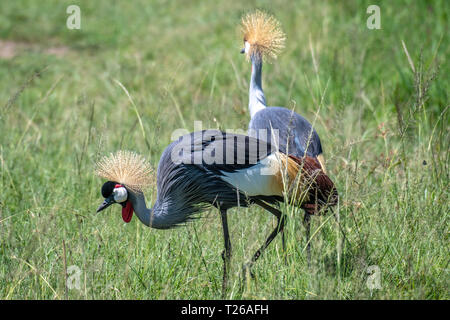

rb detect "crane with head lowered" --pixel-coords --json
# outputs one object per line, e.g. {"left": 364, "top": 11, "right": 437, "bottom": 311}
{"left": 95, "top": 130, "right": 337, "bottom": 296}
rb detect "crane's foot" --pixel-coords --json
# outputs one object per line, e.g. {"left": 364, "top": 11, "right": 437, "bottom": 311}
{"left": 242, "top": 262, "right": 256, "bottom": 282}
{"left": 239, "top": 263, "right": 252, "bottom": 294}
{"left": 221, "top": 250, "right": 232, "bottom": 299}
{"left": 304, "top": 213, "right": 312, "bottom": 267}
{"left": 281, "top": 229, "right": 288, "bottom": 266}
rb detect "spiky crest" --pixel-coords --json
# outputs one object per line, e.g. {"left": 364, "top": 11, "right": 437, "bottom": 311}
{"left": 241, "top": 10, "right": 286, "bottom": 61}
{"left": 95, "top": 150, "right": 153, "bottom": 193}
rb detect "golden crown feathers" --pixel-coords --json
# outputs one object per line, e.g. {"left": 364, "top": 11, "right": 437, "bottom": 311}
{"left": 95, "top": 150, "right": 153, "bottom": 193}
{"left": 241, "top": 10, "right": 286, "bottom": 61}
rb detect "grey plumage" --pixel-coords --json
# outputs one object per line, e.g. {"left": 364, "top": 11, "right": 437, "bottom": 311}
{"left": 249, "top": 106, "right": 323, "bottom": 158}
{"left": 246, "top": 52, "right": 323, "bottom": 158}
{"left": 148, "top": 130, "right": 277, "bottom": 229}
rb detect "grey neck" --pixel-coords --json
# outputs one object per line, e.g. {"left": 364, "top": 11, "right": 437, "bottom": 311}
{"left": 249, "top": 53, "right": 266, "bottom": 118}
{"left": 127, "top": 190, "right": 188, "bottom": 230}
{"left": 127, "top": 191, "right": 153, "bottom": 227}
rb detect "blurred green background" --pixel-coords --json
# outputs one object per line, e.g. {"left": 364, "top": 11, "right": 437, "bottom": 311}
{"left": 0, "top": 0, "right": 448, "bottom": 299}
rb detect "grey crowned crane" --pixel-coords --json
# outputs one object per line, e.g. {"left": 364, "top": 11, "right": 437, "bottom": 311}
{"left": 239, "top": 11, "right": 329, "bottom": 258}
{"left": 95, "top": 130, "right": 337, "bottom": 296}
{"left": 239, "top": 11, "right": 326, "bottom": 171}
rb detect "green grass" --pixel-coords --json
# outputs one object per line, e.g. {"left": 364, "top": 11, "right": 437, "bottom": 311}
{"left": 0, "top": 0, "right": 448, "bottom": 299}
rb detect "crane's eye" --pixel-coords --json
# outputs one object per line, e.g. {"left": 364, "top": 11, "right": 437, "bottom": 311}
{"left": 113, "top": 186, "right": 128, "bottom": 203}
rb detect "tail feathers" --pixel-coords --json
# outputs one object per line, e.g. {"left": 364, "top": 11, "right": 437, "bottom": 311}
{"left": 287, "top": 154, "right": 338, "bottom": 214}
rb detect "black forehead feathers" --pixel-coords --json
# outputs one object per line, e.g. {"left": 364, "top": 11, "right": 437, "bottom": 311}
{"left": 101, "top": 181, "right": 118, "bottom": 198}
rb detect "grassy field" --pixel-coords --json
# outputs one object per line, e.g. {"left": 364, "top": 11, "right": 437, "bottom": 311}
{"left": 0, "top": 0, "right": 448, "bottom": 299}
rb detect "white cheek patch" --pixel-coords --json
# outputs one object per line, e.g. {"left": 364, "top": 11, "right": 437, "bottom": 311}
{"left": 113, "top": 187, "right": 128, "bottom": 203}
{"left": 244, "top": 41, "right": 250, "bottom": 54}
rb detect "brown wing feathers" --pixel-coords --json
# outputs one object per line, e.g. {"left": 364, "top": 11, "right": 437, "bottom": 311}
{"left": 278, "top": 154, "right": 338, "bottom": 214}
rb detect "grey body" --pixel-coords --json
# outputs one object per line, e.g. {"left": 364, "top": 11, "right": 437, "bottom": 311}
{"left": 246, "top": 52, "right": 323, "bottom": 158}
{"left": 130, "top": 130, "right": 278, "bottom": 229}
{"left": 249, "top": 107, "right": 323, "bottom": 157}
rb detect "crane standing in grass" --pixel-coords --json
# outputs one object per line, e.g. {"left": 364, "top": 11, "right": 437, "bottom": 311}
{"left": 239, "top": 11, "right": 328, "bottom": 257}
{"left": 240, "top": 11, "right": 326, "bottom": 169}
{"left": 95, "top": 130, "right": 338, "bottom": 296}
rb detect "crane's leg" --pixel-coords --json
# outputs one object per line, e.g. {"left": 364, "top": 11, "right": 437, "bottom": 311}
{"left": 258, "top": 200, "right": 287, "bottom": 263}
{"left": 281, "top": 228, "right": 287, "bottom": 265}
{"left": 304, "top": 212, "right": 311, "bottom": 266}
{"left": 220, "top": 209, "right": 232, "bottom": 298}
{"left": 244, "top": 200, "right": 286, "bottom": 276}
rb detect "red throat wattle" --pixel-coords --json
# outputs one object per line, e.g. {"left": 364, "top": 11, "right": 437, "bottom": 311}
{"left": 122, "top": 201, "right": 134, "bottom": 223}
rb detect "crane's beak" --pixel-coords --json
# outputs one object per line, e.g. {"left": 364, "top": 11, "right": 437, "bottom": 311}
{"left": 240, "top": 48, "right": 245, "bottom": 54}
{"left": 96, "top": 194, "right": 115, "bottom": 213}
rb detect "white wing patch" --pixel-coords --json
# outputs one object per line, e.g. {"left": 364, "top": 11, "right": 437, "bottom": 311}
{"left": 219, "top": 153, "right": 282, "bottom": 196}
